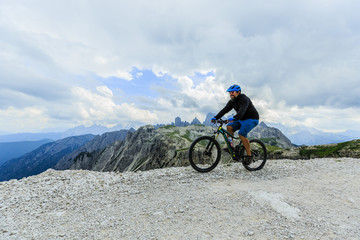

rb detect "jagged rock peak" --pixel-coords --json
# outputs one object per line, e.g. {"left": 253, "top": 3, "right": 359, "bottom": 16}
{"left": 191, "top": 117, "right": 201, "bottom": 125}
{"left": 68, "top": 125, "right": 215, "bottom": 173}
{"left": 259, "top": 121, "right": 268, "bottom": 127}
{"left": 135, "top": 125, "right": 156, "bottom": 135}
{"left": 203, "top": 113, "right": 216, "bottom": 126}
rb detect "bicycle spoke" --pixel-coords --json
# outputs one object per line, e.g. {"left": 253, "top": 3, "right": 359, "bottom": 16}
{"left": 189, "top": 136, "right": 221, "bottom": 172}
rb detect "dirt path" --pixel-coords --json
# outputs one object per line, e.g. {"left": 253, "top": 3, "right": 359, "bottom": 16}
{"left": 1, "top": 158, "right": 359, "bottom": 239}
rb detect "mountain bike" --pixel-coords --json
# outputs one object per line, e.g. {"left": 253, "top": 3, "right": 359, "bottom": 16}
{"left": 188, "top": 119, "right": 267, "bottom": 172}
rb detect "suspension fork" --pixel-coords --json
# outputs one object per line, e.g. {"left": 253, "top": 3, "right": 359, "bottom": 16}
{"left": 205, "top": 133, "right": 220, "bottom": 152}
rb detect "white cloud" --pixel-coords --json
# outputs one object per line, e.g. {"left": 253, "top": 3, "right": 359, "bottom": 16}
{"left": 97, "top": 70, "right": 133, "bottom": 81}
{"left": 177, "top": 74, "right": 227, "bottom": 107}
{"left": 94, "top": 56, "right": 108, "bottom": 65}
{"left": 0, "top": 106, "right": 48, "bottom": 133}
{"left": 96, "top": 86, "right": 113, "bottom": 97}
{"left": 71, "top": 86, "right": 158, "bottom": 125}
{"left": 1, "top": 0, "right": 360, "bottom": 133}
{"left": 0, "top": 85, "right": 159, "bottom": 133}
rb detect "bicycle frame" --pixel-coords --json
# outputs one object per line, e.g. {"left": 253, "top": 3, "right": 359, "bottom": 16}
{"left": 189, "top": 119, "right": 267, "bottom": 172}
{"left": 212, "top": 120, "right": 242, "bottom": 157}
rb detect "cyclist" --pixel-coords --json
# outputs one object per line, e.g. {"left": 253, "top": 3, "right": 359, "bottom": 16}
{"left": 211, "top": 84, "right": 259, "bottom": 162}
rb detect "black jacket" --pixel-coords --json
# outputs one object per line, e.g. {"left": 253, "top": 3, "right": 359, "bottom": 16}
{"left": 214, "top": 94, "right": 259, "bottom": 121}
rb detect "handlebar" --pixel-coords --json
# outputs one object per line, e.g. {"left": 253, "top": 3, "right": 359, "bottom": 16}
{"left": 212, "top": 119, "right": 228, "bottom": 125}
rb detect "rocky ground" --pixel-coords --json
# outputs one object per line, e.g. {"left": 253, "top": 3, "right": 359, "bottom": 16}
{"left": 1, "top": 158, "right": 359, "bottom": 239}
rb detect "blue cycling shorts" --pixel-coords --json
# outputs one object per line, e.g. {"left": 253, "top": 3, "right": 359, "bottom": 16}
{"left": 227, "top": 119, "right": 259, "bottom": 137}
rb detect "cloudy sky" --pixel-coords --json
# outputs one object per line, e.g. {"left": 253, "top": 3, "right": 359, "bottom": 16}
{"left": 0, "top": 0, "right": 359, "bottom": 134}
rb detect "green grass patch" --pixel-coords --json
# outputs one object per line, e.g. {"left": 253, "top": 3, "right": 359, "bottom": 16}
{"left": 299, "top": 141, "right": 350, "bottom": 158}
{"left": 180, "top": 130, "right": 192, "bottom": 142}
{"left": 166, "top": 130, "right": 180, "bottom": 139}
{"left": 176, "top": 147, "right": 190, "bottom": 152}
{"left": 257, "top": 137, "right": 279, "bottom": 146}
{"left": 160, "top": 125, "right": 177, "bottom": 129}
{"left": 265, "top": 144, "right": 282, "bottom": 152}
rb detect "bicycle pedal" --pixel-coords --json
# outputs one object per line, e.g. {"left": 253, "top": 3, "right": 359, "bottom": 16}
{"left": 242, "top": 155, "right": 253, "bottom": 165}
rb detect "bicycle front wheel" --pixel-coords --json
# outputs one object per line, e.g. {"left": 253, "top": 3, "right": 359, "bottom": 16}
{"left": 240, "top": 139, "right": 267, "bottom": 171}
{"left": 188, "top": 136, "right": 221, "bottom": 172}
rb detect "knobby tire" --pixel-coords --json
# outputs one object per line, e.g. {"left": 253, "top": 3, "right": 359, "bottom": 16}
{"left": 240, "top": 139, "right": 267, "bottom": 171}
{"left": 188, "top": 136, "right": 221, "bottom": 172}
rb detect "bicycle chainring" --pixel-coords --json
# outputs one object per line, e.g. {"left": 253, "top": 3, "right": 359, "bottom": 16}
{"left": 234, "top": 145, "right": 242, "bottom": 161}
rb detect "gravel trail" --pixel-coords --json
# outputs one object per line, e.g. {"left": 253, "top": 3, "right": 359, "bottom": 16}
{"left": 1, "top": 158, "right": 359, "bottom": 239}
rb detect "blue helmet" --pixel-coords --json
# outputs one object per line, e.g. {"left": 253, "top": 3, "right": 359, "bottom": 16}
{"left": 226, "top": 84, "right": 241, "bottom": 92}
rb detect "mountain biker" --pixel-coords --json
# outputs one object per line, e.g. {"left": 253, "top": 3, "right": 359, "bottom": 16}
{"left": 211, "top": 84, "right": 259, "bottom": 162}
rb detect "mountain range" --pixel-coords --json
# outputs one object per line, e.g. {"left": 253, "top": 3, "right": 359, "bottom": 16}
{"left": 266, "top": 122, "right": 359, "bottom": 146}
{"left": 55, "top": 129, "right": 133, "bottom": 170}
{"left": 0, "top": 124, "right": 128, "bottom": 142}
{"left": 1, "top": 112, "right": 360, "bottom": 182}
{"left": 0, "top": 129, "right": 132, "bottom": 182}
{"left": 0, "top": 139, "right": 53, "bottom": 166}
{"left": 0, "top": 119, "right": 291, "bottom": 181}
{"left": 0, "top": 135, "right": 95, "bottom": 181}
{"left": 1, "top": 113, "right": 358, "bottom": 145}
{"left": 1, "top": 119, "right": 359, "bottom": 182}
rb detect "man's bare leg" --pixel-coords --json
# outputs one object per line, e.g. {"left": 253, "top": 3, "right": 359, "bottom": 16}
{"left": 239, "top": 135, "right": 251, "bottom": 156}
{"left": 226, "top": 125, "right": 234, "bottom": 136}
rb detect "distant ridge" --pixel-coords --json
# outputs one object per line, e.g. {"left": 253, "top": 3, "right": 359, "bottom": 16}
{"left": 55, "top": 129, "right": 133, "bottom": 170}
{"left": 0, "top": 129, "right": 133, "bottom": 182}
{"left": 0, "top": 124, "right": 128, "bottom": 142}
{"left": 0, "top": 139, "right": 53, "bottom": 166}
{"left": 1, "top": 113, "right": 359, "bottom": 145}
{"left": 0, "top": 135, "right": 95, "bottom": 181}
{"left": 1, "top": 122, "right": 359, "bottom": 182}
{"left": 266, "top": 122, "right": 358, "bottom": 145}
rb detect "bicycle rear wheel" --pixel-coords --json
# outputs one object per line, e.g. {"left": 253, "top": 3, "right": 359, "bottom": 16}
{"left": 188, "top": 136, "right": 221, "bottom": 172}
{"left": 240, "top": 139, "right": 267, "bottom": 171}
